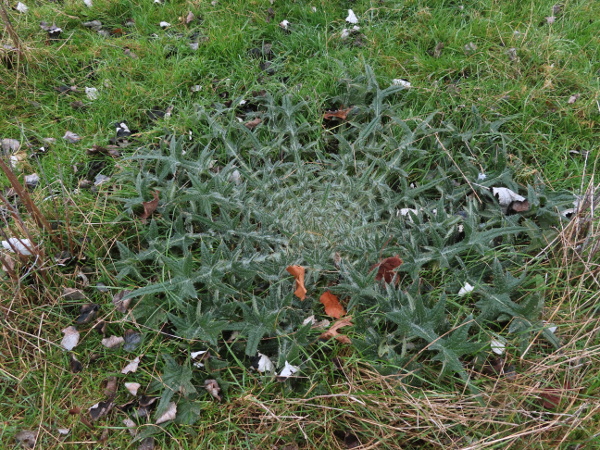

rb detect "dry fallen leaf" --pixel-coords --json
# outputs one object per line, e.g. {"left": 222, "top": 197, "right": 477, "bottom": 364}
{"left": 101, "top": 335, "right": 124, "bottom": 349}
{"left": 76, "top": 303, "right": 99, "bottom": 324}
{"left": 124, "top": 382, "right": 141, "bottom": 396}
{"left": 61, "top": 326, "right": 80, "bottom": 351}
{"left": 319, "top": 317, "right": 353, "bottom": 344}
{"left": 89, "top": 400, "right": 113, "bottom": 421}
{"left": 370, "top": 256, "right": 403, "bottom": 284}
{"left": 286, "top": 265, "right": 307, "bottom": 300}
{"left": 104, "top": 376, "right": 118, "bottom": 398}
{"left": 323, "top": 107, "right": 353, "bottom": 121}
{"left": 70, "top": 353, "right": 83, "bottom": 373}
{"left": 121, "top": 356, "right": 141, "bottom": 374}
{"left": 244, "top": 118, "right": 262, "bottom": 130}
{"left": 204, "top": 379, "right": 222, "bottom": 401}
{"left": 112, "top": 290, "right": 132, "bottom": 313}
{"left": 155, "top": 402, "right": 177, "bottom": 424}
{"left": 63, "top": 131, "right": 82, "bottom": 143}
{"left": 277, "top": 361, "right": 300, "bottom": 380}
{"left": 140, "top": 190, "right": 160, "bottom": 221}
{"left": 15, "top": 430, "right": 37, "bottom": 448}
{"left": 319, "top": 291, "right": 346, "bottom": 319}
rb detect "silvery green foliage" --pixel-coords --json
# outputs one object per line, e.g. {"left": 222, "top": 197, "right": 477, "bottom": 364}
{"left": 114, "top": 66, "right": 574, "bottom": 405}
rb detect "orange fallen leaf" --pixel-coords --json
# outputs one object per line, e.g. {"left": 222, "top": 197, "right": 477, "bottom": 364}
{"left": 244, "top": 118, "right": 262, "bottom": 130}
{"left": 319, "top": 291, "right": 346, "bottom": 319}
{"left": 140, "top": 190, "right": 160, "bottom": 221}
{"left": 323, "top": 107, "right": 353, "bottom": 121}
{"left": 370, "top": 256, "right": 402, "bottom": 284}
{"left": 320, "top": 317, "right": 353, "bottom": 344}
{"left": 286, "top": 265, "right": 307, "bottom": 300}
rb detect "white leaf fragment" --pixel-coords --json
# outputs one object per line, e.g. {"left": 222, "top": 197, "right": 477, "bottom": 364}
{"left": 159, "top": 21, "right": 171, "bottom": 28}
{"left": 392, "top": 79, "right": 411, "bottom": 88}
{"left": 458, "top": 282, "right": 474, "bottom": 297}
{"left": 256, "top": 352, "right": 275, "bottom": 374}
{"left": 191, "top": 350, "right": 207, "bottom": 368}
{"left": 155, "top": 401, "right": 177, "bottom": 424}
{"left": 25, "top": 173, "right": 40, "bottom": 189}
{"left": 124, "top": 382, "right": 141, "bottom": 396}
{"left": 61, "top": 326, "right": 80, "bottom": 351}
{"left": 543, "top": 321, "right": 558, "bottom": 334}
{"left": 278, "top": 361, "right": 299, "bottom": 378}
{"left": 15, "top": 2, "right": 28, "bottom": 13}
{"left": 121, "top": 356, "right": 141, "bottom": 374}
{"left": 102, "top": 335, "right": 124, "bottom": 349}
{"left": 490, "top": 339, "right": 505, "bottom": 355}
{"left": 63, "top": 131, "right": 82, "bottom": 143}
{"left": 568, "top": 94, "right": 580, "bottom": 104}
{"left": 83, "top": 0, "right": 93, "bottom": 7}
{"left": 122, "top": 418, "right": 137, "bottom": 437}
{"left": 1, "top": 138, "right": 20, "bottom": 152}
{"left": 477, "top": 173, "right": 487, "bottom": 181}
{"left": 345, "top": 9, "right": 358, "bottom": 24}
{"left": 2, "top": 238, "right": 34, "bottom": 256}
{"left": 279, "top": 20, "right": 290, "bottom": 30}
{"left": 57, "top": 428, "right": 70, "bottom": 435}
{"left": 85, "top": 87, "right": 98, "bottom": 100}
{"left": 491, "top": 187, "right": 526, "bottom": 206}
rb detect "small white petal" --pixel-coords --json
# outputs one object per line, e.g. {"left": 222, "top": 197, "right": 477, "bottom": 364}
{"left": 57, "top": 428, "right": 70, "bottom": 435}
{"left": 491, "top": 339, "right": 505, "bottom": 355}
{"left": 256, "top": 353, "right": 275, "bottom": 374}
{"left": 458, "top": 282, "right": 474, "bottom": 296}
{"left": 345, "top": 9, "right": 358, "bottom": 24}
{"left": 477, "top": 173, "right": 487, "bottom": 181}
{"left": 340, "top": 29, "right": 350, "bottom": 39}
{"left": 278, "top": 361, "right": 299, "bottom": 378}
{"left": 15, "top": 2, "right": 28, "bottom": 13}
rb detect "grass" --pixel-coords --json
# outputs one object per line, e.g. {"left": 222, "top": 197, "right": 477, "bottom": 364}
{"left": 1, "top": 0, "right": 600, "bottom": 448}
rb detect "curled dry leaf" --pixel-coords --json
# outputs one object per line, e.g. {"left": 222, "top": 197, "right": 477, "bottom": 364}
{"left": 121, "top": 356, "right": 141, "bottom": 374}
{"left": 112, "top": 290, "right": 132, "bottom": 313}
{"left": 15, "top": 430, "right": 37, "bottom": 449}
{"left": 244, "top": 118, "right": 262, "bottom": 130}
{"left": 123, "top": 418, "right": 137, "bottom": 437}
{"left": 155, "top": 401, "right": 177, "bottom": 424}
{"left": 286, "top": 265, "right": 307, "bottom": 300}
{"left": 61, "top": 326, "right": 80, "bottom": 351}
{"left": 124, "top": 382, "right": 141, "bottom": 396}
{"left": 319, "top": 317, "right": 353, "bottom": 344}
{"left": 123, "top": 329, "right": 142, "bottom": 352}
{"left": 76, "top": 303, "right": 99, "bottom": 324}
{"left": 89, "top": 400, "right": 113, "bottom": 421}
{"left": 323, "top": 107, "right": 353, "bottom": 121}
{"left": 70, "top": 353, "right": 83, "bottom": 373}
{"left": 204, "top": 379, "right": 222, "bottom": 401}
{"left": 140, "top": 190, "right": 160, "bottom": 221}
{"left": 63, "top": 131, "right": 82, "bottom": 143}
{"left": 138, "top": 437, "right": 155, "bottom": 450}
{"left": 104, "top": 376, "right": 118, "bottom": 398}
{"left": 370, "top": 256, "right": 402, "bottom": 284}
{"left": 62, "top": 287, "right": 85, "bottom": 300}
{"left": 319, "top": 291, "right": 346, "bottom": 319}
{"left": 101, "top": 335, "right": 124, "bottom": 349}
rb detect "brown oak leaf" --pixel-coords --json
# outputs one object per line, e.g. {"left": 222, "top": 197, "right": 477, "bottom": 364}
{"left": 286, "top": 265, "right": 307, "bottom": 300}
{"left": 140, "top": 190, "right": 160, "bottom": 221}
{"left": 323, "top": 107, "right": 353, "bottom": 121}
{"left": 320, "top": 317, "right": 353, "bottom": 344}
{"left": 319, "top": 291, "right": 346, "bottom": 319}
{"left": 370, "top": 256, "right": 403, "bottom": 284}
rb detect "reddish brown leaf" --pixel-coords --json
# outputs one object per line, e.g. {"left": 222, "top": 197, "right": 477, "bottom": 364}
{"left": 508, "top": 200, "right": 530, "bottom": 214}
{"left": 244, "top": 118, "right": 262, "bottom": 130}
{"left": 539, "top": 389, "right": 562, "bottom": 409}
{"left": 319, "top": 291, "right": 346, "bottom": 319}
{"left": 320, "top": 317, "right": 353, "bottom": 344}
{"left": 323, "top": 107, "right": 353, "bottom": 121}
{"left": 140, "top": 190, "right": 159, "bottom": 221}
{"left": 370, "top": 256, "right": 403, "bottom": 284}
{"left": 286, "top": 265, "right": 307, "bottom": 300}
